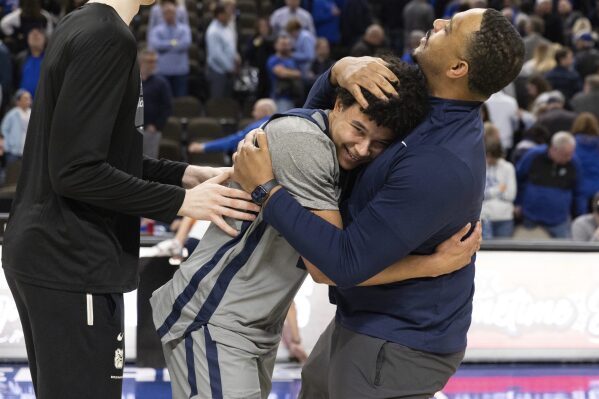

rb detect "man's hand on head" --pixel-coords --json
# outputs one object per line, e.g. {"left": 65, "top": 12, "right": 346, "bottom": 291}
{"left": 232, "top": 129, "right": 276, "bottom": 194}
{"left": 331, "top": 56, "right": 399, "bottom": 108}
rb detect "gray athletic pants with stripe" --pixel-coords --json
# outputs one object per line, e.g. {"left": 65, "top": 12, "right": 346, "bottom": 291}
{"left": 299, "top": 319, "right": 465, "bottom": 399}
{"left": 163, "top": 325, "right": 277, "bottom": 399}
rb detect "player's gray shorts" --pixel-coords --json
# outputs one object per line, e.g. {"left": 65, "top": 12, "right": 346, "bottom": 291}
{"left": 163, "top": 325, "right": 277, "bottom": 399}
{"left": 299, "top": 319, "right": 465, "bottom": 399}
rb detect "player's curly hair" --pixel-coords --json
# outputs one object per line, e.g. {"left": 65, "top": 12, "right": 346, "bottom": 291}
{"left": 336, "top": 56, "right": 429, "bottom": 140}
{"left": 466, "top": 9, "right": 525, "bottom": 98}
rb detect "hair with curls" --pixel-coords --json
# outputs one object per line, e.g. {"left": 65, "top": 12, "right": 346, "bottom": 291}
{"left": 571, "top": 112, "right": 599, "bottom": 136}
{"left": 466, "top": 9, "right": 525, "bottom": 98}
{"left": 335, "top": 56, "right": 429, "bottom": 140}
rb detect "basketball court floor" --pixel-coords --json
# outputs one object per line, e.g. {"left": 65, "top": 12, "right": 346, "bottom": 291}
{"left": 1, "top": 363, "right": 599, "bottom": 398}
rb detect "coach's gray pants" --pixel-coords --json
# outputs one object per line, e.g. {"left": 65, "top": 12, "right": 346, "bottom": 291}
{"left": 299, "top": 319, "right": 465, "bottom": 399}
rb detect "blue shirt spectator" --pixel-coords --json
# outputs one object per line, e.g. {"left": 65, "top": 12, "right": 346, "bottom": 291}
{"left": 14, "top": 27, "right": 44, "bottom": 98}
{"left": 147, "top": 0, "right": 188, "bottom": 31}
{"left": 286, "top": 19, "right": 316, "bottom": 79}
{"left": 516, "top": 133, "right": 586, "bottom": 238}
{"left": 571, "top": 113, "right": 599, "bottom": 211}
{"left": 308, "top": 0, "right": 342, "bottom": 44}
{"left": 267, "top": 36, "right": 302, "bottom": 112}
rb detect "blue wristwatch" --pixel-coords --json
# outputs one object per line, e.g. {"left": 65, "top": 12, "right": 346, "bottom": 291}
{"left": 251, "top": 179, "right": 279, "bottom": 205}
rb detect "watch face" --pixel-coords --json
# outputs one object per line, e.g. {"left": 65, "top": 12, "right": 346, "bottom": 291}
{"left": 251, "top": 186, "right": 268, "bottom": 204}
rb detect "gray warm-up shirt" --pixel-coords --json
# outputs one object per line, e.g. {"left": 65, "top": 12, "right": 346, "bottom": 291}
{"left": 151, "top": 111, "right": 340, "bottom": 355}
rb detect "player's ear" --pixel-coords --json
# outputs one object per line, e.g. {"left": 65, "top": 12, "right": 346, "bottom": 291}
{"left": 333, "top": 98, "right": 344, "bottom": 112}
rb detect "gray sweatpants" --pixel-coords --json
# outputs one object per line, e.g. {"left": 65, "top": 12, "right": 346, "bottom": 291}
{"left": 299, "top": 319, "right": 465, "bottom": 399}
{"left": 163, "top": 325, "right": 277, "bottom": 399}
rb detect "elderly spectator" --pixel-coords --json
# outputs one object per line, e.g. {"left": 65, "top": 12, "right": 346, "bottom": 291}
{"left": 205, "top": 4, "right": 238, "bottom": 99}
{"left": 482, "top": 130, "right": 517, "bottom": 239}
{"left": 571, "top": 192, "right": 599, "bottom": 241}
{"left": 571, "top": 74, "right": 599, "bottom": 121}
{"left": 350, "top": 24, "right": 387, "bottom": 57}
{"left": 1, "top": 89, "right": 31, "bottom": 165}
{"left": 270, "top": 0, "right": 315, "bottom": 37}
{"left": 14, "top": 26, "right": 45, "bottom": 98}
{"left": 516, "top": 131, "right": 586, "bottom": 238}
{"left": 286, "top": 19, "right": 316, "bottom": 81}
{"left": 139, "top": 48, "right": 172, "bottom": 159}
{"left": 571, "top": 112, "right": 599, "bottom": 211}
{"left": 148, "top": 1, "right": 191, "bottom": 97}
{"left": 544, "top": 47, "right": 582, "bottom": 102}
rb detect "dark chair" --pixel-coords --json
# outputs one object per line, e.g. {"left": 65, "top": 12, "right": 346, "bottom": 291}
{"left": 187, "top": 152, "right": 228, "bottom": 167}
{"left": 236, "top": 0, "right": 257, "bottom": 14}
{"left": 162, "top": 117, "right": 183, "bottom": 142}
{"left": 4, "top": 160, "right": 22, "bottom": 187}
{"left": 135, "top": 24, "right": 148, "bottom": 42}
{"left": 205, "top": 98, "right": 240, "bottom": 121}
{"left": 237, "top": 13, "right": 257, "bottom": 31}
{"left": 158, "top": 139, "right": 182, "bottom": 161}
{"left": 238, "top": 117, "right": 255, "bottom": 130}
{"left": 187, "top": 117, "right": 223, "bottom": 142}
{"left": 172, "top": 96, "right": 203, "bottom": 119}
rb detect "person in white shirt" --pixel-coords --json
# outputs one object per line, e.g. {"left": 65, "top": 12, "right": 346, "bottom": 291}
{"left": 481, "top": 130, "right": 517, "bottom": 239}
{"left": 485, "top": 89, "right": 519, "bottom": 151}
{"left": 1, "top": 89, "right": 31, "bottom": 165}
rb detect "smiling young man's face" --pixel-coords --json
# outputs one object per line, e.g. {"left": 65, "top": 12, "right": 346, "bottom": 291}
{"left": 328, "top": 100, "right": 395, "bottom": 171}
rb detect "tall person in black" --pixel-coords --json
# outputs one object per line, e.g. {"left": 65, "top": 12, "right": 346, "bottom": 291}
{"left": 1, "top": 1, "right": 260, "bottom": 397}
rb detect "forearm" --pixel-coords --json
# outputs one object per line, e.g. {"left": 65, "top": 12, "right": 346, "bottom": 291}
{"left": 358, "top": 254, "right": 441, "bottom": 286}
{"left": 143, "top": 156, "right": 188, "bottom": 186}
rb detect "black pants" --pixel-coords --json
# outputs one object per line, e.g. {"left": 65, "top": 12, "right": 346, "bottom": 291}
{"left": 299, "top": 319, "right": 465, "bottom": 399}
{"left": 6, "top": 273, "right": 124, "bottom": 399}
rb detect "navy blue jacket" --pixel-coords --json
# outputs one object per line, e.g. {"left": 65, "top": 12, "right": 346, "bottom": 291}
{"left": 516, "top": 144, "right": 586, "bottom": 225}
{"left": 262, "top": 70, "right": 485, "bottom": 354}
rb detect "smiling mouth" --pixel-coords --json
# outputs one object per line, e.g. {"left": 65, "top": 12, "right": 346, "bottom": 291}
{"left": 345, "top": 146, "right": 361, "bottom": 163}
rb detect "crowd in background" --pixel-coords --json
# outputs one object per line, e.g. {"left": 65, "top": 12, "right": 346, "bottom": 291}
{"left": 0, "top": 0, "right": 597, "bottom": 241}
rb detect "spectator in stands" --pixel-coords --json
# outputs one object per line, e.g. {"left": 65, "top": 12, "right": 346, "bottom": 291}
{"left": 1, "top": 89, "right": 31, "bottom": 165}
{"left": 511, "top": 124, "right": 551, "bottom": 164}
{"left": 0, "top": 0, "right": 18, "bottom": 18}
{"left": 523, "top": 74, "right": 552, "bottom": 111}
{"left": 139, "top": 48, "right": 172, "bottom": 159}
{"left": 520, "top": 42, "right": 557, "bottom": 77}
{"left": 485, "top": 88, "right": 520, "bottom": 150}
{"left": 270, "top": 0, "right": 315, "bottom": 37}
{"left": 267, "top": 35, "right": 302, "bottom": 112}
{"left": 286, "top": 18, "right": 315, "bottom": 81}
{"left": 402, "top": 0, "right": 434, "bottom": 44}
{"left": 310, "top": 37, "right": 334, "bottom": 82}
{"left": 222, "top": 0, "right": 238, "bottom": 43}
{"left": 482, "top": 132, "right": 517, "bottom": 239}
{"left": 544, "top": 46, "right": 582, "bottom": 101}
{"left": 14, "top": 26, "right": 45, "bottom": 98}
{"left": 401, "top": 30, "right": 424, "bottom": 65}
{"left": 535, "top": 0, "right": 564, "bottom": 44}
{"left": 350, "top": 24, "right": 387, "bottom": 57}
{"left": 148, "top": 0, "right": 188, "bottom": 31}
{"left": 571, "top": 112, "right": 599, "bottom": 211}
{"left": 571, "top": 74, "right": 599, "bottom": 121}
{"left": 0, "top": 39, "right": 11, "bottom": 110}
{"left": 340, "top": 0, "right": 372, "bottom": 48}
{"left": 523, "top": 15, "right": 550, "bottom": 62}
{"left": 308, "top": 0, "right": 341, "bottom": 45}
{"left": 573, "top": 32, "right": 599, "bottom": 80}
{"left": 245, "top": 17, "right": 275, "bottom": 99}
{"left": 0, "top": 0, "right": 53, "bottom": 53}
{"left": 516, "top": 131, "right": 585, "bottom": 238}
{"left": 571, "top": 192, "right": 599, "bottom": 241}
{"left": 205, "top": 4, "right": 238, "bottom": 99}
{"left": 533, "top": 90, "right": 577, "bottom": 135}
{"left": 148, "top": 1, "right": 191, "bottom": 97}
{"left": 189, "top": 98, "right": 276, "bottom": 154}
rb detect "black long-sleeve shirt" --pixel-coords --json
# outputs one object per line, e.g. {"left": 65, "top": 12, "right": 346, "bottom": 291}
{"left": 2, "top": 3, "right": 187, "bottom": 293}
